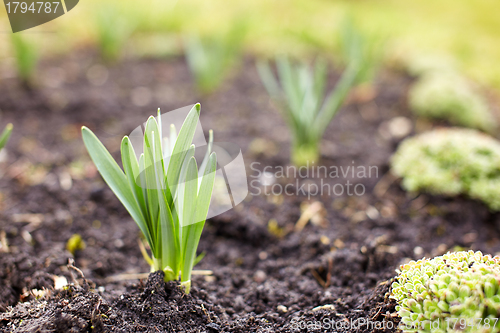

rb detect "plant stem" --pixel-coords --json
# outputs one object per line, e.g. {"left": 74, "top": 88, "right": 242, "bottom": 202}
{"left": 291, "top": 142, "right": 320, "bottom": 167}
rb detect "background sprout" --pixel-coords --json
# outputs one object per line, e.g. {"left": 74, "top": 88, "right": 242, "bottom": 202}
{"left": 408, "top": 73, "right": 496, "bottom": 132}
{"left": 82, "top": 104, "right": 217, "bottom": 293}
{"left": 391, "top": 251, "right": 500, "bottom": 333}
{"left": 10, "top": 34, "right": 38, "bottom": 85}
{"left": 257, "top": 57, "right": 361, "bottom": 166}
{"left": 391, "top": 128, "right": 500, "bottom": 211}
{"left": 66, "top": 234, "right": 86, "bottom": 255}
{"left": 0, "top": 124, "right": 13, "bottom": 151}
{"left": 95, "top": 3, "right": 136, "bottom": 62}
{"left": 185, "top": 23, "right": 246, "bottom": 94}
{"left": 337, "top": 16, "right": 383, "bottom": 85}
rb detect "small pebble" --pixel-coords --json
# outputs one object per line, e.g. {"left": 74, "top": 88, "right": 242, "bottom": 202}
{"left": 388, "top": 117, "right": 412, "bottom": 139}
{"left": 277, "top": 305, "right": 288, "bottom": 313}
{"left": 462, "top": 232, "right": 478, "bottom": 244}
{"left": 312, "top": 304, "right": 336, "bottom": 312}
{"left": 365, "top": 206, "right": 380, "bottom": 220}
{"left": 253, "top": 270, "right": 267, "bottom": 283}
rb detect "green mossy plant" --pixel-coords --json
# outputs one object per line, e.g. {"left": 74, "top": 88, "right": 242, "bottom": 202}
{"left": 392, "top": 128, "right": 500, "bottom": 211}
{"left": 408, "top": 73, "right": 496, "bottom": 132}
{"left": 391, "top": 251, "right": 500, "bottom": 333}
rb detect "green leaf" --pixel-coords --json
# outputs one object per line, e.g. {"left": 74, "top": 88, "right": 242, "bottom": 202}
{"left": 195, "top": 153, "right": 217, "bottom": 224}
{"left": 0, "top": 124, "right": 13, "bottom": 151}
{"left": 198, "top": 130, "right": 213, "bottom": 180}
{"left": 314, "top": 64, "right": 359, "bottom": 137}
{"left": 166, "top": 104, "right": 200, "bottom": 202}
{"left": 180, "top": 158, "right": 199, "bottom": 282}
{"left": 81, "top": 127, "right": 152, "bottom": 246}
{"left": 257, "top": 61, "right": 282, "bottom": 101}
{"left": 157, "top": 185, "right": 179, "bottom": 277}
{"left": 121, "top": 137, "right": 148, "bottom": 231}
{"left": 143, "top": 117, "right": 162, "bottom": 247}
{"left": 182, "top": 153, "right": 216, "bottom": 284}
{"left": 193, "top": 251, "right": 206, "bottom": 266}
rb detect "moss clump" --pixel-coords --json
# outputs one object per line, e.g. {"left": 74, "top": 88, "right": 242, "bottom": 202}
{"left": 391, "top": 251, "right": 500, "bottom": 332}
{"left": 391, "top": 128, "right": 500, "bottom": 211}
{"left": 404, "top": 53, "right": 457, "bottom": 77}
{"left": 408, "top": 73, "right": 495, "bottom": 132}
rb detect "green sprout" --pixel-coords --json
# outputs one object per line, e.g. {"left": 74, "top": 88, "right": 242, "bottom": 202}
{"left": 95, "top": 3, "right": 135, "bottom": 62}
{"left": 66, "top": 234, "right": 86, "bottom": 255}
{"left": 337, "top": 16, "right": 383, "bottom": 85}
{"left": 10, "top": 34, "right": 38, "bottom": 84}
{"left": 257, "top": 57, "right": 360, "bottom": 166}
{"left": 0, "top": 124, "right": 13, "bottom": 151}
{"left": 391, "top": 128, "right": 500, "bottom": 211}
{"left": 391, "top": 251, "right": 500, "bottom": 333}
{"left": 185, "top": 23, "right": 246, "bottom": 94}
{"left": 408, "top": 73, "right": 496, "bottom": 132}
{"left": 82, "top": 104, "right": 217, "bottom": 293}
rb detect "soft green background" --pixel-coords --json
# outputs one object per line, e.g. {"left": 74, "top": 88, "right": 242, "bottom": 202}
{"left": 0, "top": 0, "right": 499, "bottom": 89}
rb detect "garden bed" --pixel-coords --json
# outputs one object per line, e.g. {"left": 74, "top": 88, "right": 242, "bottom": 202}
{"left": 1, "top": 53, "right": 499, "bottom": 332}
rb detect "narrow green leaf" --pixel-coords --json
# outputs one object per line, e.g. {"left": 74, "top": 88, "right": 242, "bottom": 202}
{"left": 81, "top": 127, "right": 152, "bottom": 246}
{"left": 175, "top": 145, "right": 195, "bottom": 215}
{"left": 198, "top": 130, "right": 213, "bottom": 181}
{"left": 257, "top": 61, "right": 281, "bottom": 100}
{"left": 195, "top": 152, "right": 217, "bottom": 225}
{"left": 166, "top": 104, "right": 200, "bottom": 202}
{"left": 157, "top": 181, "right": 179, "bottom": 278}
{"left": 121, "top": 136, "right": 148, "bottom": 229}
{"left": 0, "top": 123, "right": 13, "bottom": 151}
{"left": 143, "top": 118, "right": 161, "bottom": 248}
{"left": 277, "top": 57, "right": 301, "bottom": 112}
{"left": 193, "top": 251, "right": 206, "bottom": 266}
{"left": 314, "top": 64, "right": 360, "bottom": 137}
{"left": 182, "top": 157, "right": 198, "bottom": 229}
{"left": 138, "top": 153, "right": 148, "bottom": 212}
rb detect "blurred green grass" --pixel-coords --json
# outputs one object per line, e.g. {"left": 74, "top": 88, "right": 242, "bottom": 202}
{"left": 0, "top": 0, "right": 499, "bottom": 89}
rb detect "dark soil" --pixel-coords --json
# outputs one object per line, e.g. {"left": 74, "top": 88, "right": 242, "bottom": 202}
{"left": 1, "top": 52, "right": 500, "bottom": 332}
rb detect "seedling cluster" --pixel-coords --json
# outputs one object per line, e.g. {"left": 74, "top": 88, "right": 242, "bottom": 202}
{"left": 82, "top": 104, "right": 216, "bottom": 293}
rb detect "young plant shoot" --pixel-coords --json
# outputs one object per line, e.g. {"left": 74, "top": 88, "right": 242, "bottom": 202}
{"left": 0, "top": 124, "right": 13, "bottom": 151}
{"left": 185, "top": 23, "right": 246, "bottom": 94}
{"left": 10, "top": 34, "right": 38, "bottom": 84}
{"left": 258, "top": 57, "right": 360, "bottom": 166}
{"left": 337, "top": 16, "right": 383, "bottom": 85}
{"left": 95, "top": 3, "right": 135, "bottom": 62}
{"left": 82, "top": 104, "right": 217, "bottom": 293}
